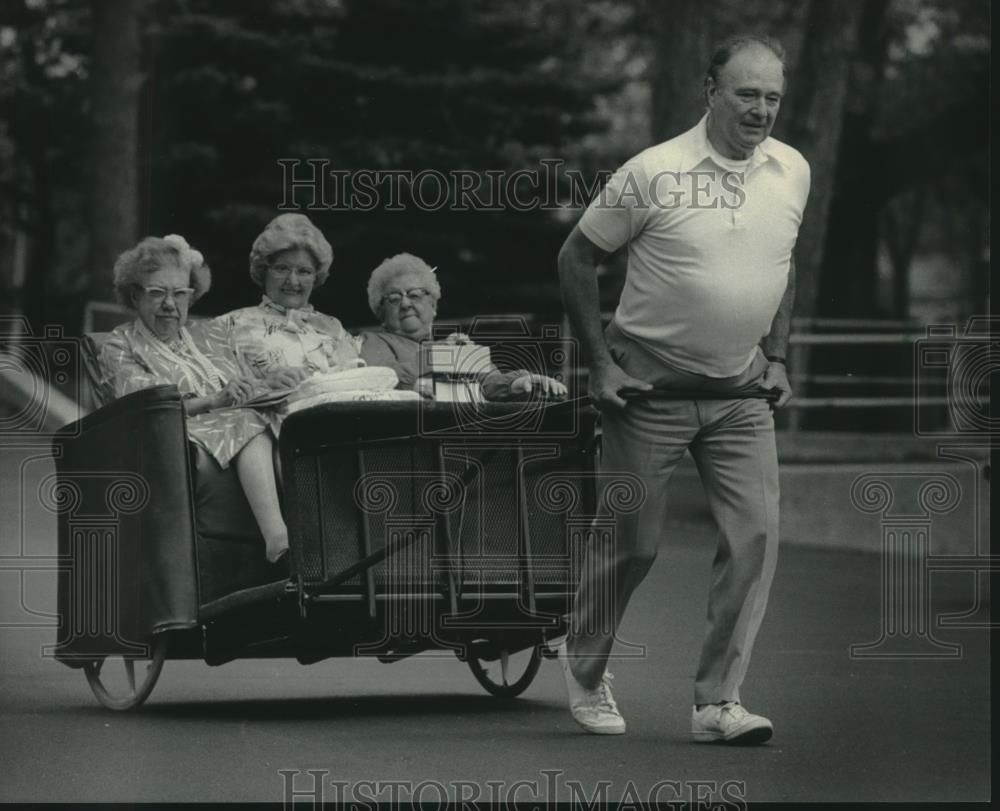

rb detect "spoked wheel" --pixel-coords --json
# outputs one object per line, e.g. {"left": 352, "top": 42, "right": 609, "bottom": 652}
{"left": 83, "top": 634, "right": 169, "bottom": 711}
{"left": 467, "top": 643, "right": 542, "bottom": 698}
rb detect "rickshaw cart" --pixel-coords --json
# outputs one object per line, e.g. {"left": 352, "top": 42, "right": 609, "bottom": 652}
{"left": 49, "top": 387, "right": 602, "bottom": 710}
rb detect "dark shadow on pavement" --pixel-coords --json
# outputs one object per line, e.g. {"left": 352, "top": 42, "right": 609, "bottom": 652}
{"left": 135, "top": 692, "right": 557, "bottom": 721}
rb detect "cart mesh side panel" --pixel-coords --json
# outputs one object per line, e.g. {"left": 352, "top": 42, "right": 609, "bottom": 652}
{"left": 290, "top": 441, "right": 439, "bottom": 589}
{"left": 523, "top": 447, "right": 591, "bottom": 589}
{"left": 280, "top": 402, "right": 596, "bottom": 595}
{"left": 354, "top": 441, "right": 438, "bottom": 588}
{"left": 441, "top": 443, "right": 588, "bottom": 589}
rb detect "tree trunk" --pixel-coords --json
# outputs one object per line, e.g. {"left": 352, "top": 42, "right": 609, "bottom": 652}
{"left": 648, "top": 1, "right": 716, "bottom": 142}
{"left": 818, "top": 41, "right": 986, "bottom": 322}
{"left": 88, "top": 0, "right": 141, "bottom": 303}
{"left": 884, "top": 187, "right": 927, "bottom": 317}
{"left": 781, "top": 0, "right": 872, "bottom": 323}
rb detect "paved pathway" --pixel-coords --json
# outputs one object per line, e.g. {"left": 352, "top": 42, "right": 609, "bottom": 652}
{"left": 0, "top": 511, "right": 989, "bottom": 804}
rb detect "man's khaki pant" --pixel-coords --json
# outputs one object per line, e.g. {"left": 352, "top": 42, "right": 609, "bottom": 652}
{"left": 568, "top": 323, "right": 780, "bottom": 705}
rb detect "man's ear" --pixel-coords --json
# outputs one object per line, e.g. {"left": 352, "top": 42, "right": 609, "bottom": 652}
{"left": 705, "top": 77, "right": 718, "bottom": 107}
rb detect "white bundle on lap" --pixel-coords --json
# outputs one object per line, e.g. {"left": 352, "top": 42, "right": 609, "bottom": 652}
{"left": 284, "top": 366, "right": 419, "bottom": 414}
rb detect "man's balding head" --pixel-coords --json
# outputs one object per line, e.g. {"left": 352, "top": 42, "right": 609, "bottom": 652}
{"left": 704, "top": 35, "right": 786, "bottom": 160}
{"left": 705, "top": 35, "right": 786, "bottom": 100}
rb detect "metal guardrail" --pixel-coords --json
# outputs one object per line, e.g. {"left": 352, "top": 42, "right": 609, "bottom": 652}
{"left": 3, "top": 306, "right": 985, "bottom": 435}
{"left": 783, "top": 330, "right": 962, "bottom": 414}
{"left": 437, "top": 313, "right": 986, "bottom": 428}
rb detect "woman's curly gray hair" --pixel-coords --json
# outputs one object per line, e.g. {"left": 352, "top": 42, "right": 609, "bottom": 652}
{"left": 112, "top": 234, "right": 211, "bottom": 307}
{"left": 366, "top": 253, "right": 442, "bottom": 317}
{"left": 248, "top": 213, "right": 333, "bottom": 287}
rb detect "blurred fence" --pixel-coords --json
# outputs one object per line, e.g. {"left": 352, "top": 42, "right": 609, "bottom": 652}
{"left": 782, "top": 318, "right": 958, "bottom": 431}
{"left": 3, "top": 307, "right": 988, "bottom": 437}
{"left": 444, "top": 312, "right": 989, "bottom": 435}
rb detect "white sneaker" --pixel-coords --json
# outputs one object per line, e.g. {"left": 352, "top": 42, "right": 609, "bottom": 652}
{"left": 557, "top": 643, "right": 626, "bottom": 735}
{"left": 691, "top": 701, "right": 773, "bottom": 744}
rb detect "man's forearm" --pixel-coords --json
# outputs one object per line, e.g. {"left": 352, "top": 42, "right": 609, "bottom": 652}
{"left": 761, "top": 256, "right": 796, "bottom": 360}
{"left": 557, "top": 229, "right": 613, "bottom": 369}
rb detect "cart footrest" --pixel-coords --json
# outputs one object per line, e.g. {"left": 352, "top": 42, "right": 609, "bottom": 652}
{"left": 199, "top": 579, "right": 290, "bottom": 621}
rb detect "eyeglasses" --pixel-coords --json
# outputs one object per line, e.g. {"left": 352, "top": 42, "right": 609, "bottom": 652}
{"left": 382, "top": 288, "right": 431, "bottom": 305}
{"left": 141, "top": 286, "right": 194, "bottom": 304}
{"left": 269, "top": 263, "right": 317, "bottom": 280}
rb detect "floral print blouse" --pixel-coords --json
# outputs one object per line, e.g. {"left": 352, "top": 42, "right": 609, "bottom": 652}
{"left": 218, "top": 296, "right": 363, "bottom": 378}
{"left": 98, "top": 318, "right": 270, "bottom": 469}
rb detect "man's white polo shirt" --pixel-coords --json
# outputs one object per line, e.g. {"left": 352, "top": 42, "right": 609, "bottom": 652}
{"left": 579, "top": 115, "right": 810, "bottom": 378}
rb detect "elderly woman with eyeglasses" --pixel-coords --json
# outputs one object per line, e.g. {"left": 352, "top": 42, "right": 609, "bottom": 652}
{"left": 99, "top": 235, "right": 290, "bottom": 564}
{"left": 360, "top": 253, "right": 567, "bottom": 400}
{"left": 218, "top": 213, "right": 361, "bottom": 394}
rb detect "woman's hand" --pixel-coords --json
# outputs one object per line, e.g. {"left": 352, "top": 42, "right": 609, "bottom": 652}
{"left": 214, "top": 378, "right": 257, "bottom": 408}
{"left": 511, "top": 373, "right": 568, "bottom": 399}
{"left": 415, "top": 377, "right": 435, "bottom": 399}
{"left": 444, "top": 332, "right": 471, "bottom": 345}
{"left": 264, "top": 366, "right": 310, "bottom": 390}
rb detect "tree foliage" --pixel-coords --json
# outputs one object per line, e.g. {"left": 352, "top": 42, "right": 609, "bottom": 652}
{"left": 0, "top": 0, "right": 90, "bottom": 325}
{"left": 817, "top": 0, "right": 988, "bottom": 322}
{"left": 143, "top": 0, "right": 628, "bottom": 324}
{"left": 0, "top": 0, "right": 987, "bottom": 343}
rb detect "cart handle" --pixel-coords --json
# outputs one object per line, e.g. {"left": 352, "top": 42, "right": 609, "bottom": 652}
{"left": 618, "top": 387, "right": 781, "bottom": 402}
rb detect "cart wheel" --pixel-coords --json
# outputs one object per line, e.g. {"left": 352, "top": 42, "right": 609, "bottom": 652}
{"left": 83, "top": 634, "right": 169, "bottom": 711}
{"left": 467, "top": 644, "right": 542, "bottom": 698}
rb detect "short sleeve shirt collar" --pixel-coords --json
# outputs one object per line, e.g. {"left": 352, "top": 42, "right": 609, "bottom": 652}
{"left": 678, "top": 114, "right": 788, "bottom": 175}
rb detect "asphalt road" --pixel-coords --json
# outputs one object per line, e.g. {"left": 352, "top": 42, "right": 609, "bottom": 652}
{"left": 0, "top": 499, "right": 990, "bottom": 805}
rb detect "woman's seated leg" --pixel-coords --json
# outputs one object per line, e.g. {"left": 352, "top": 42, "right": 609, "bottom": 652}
{"left": 233, "top": 432, "right": 288, "bottom": 562}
